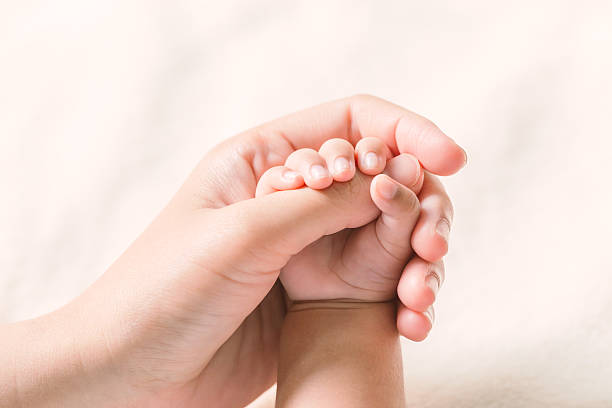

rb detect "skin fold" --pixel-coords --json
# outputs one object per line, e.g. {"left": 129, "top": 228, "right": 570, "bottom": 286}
{"left": 255, "top": 138, "right": 424, "bottom": 302}
{"left": 0, "top": 95, "right": 465, "bottom": 407}
{"left": 257, "top": 140, "right": 434, "bottom": 407}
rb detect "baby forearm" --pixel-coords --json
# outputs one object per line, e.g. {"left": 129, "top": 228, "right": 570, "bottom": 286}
{"left": 276, "top": 301, "right": 405, "bottom": 408}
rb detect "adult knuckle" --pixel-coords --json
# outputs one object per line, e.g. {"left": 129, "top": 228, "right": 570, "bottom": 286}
{"left": 350, "top": 93, "right": 376, "bottom": 103}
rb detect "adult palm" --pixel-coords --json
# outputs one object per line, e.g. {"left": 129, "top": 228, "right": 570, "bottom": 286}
{"left": 93, "top": 95, "right": 464, "bottom": 407}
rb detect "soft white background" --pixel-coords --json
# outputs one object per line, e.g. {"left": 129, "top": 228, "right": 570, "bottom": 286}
{"left": 1, "top": 1, "right": 611, "bottom": 406}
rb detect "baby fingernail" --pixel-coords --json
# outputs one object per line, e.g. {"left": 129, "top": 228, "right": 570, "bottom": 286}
{"left": 282, "top": 170, "right": 300, "bottom": 182}
{"left": 364, "top": 152, "right": 379, "bottom": 169}
{"left": 334, "top": 157, "right": 350, "bottom": 174}
{"left": 377, "top": 176, "right": 398, "bottom": 199}
{"left": 310, "top": 164, "right": 330, "bottom": 180}
{"left": 436, "top": 218, "right": 451, "bottom": 241}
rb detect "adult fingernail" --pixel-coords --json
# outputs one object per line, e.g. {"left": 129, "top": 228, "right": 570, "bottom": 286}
{"left": 363, "top": 152, "right": 379, "bottom": 169}
{"left": 377, "top": 176, "right": 398, "bottom": 199}
{"left": 334, "top": 157, "right": 350, "bottom": 175}
{"left": 282, "top": 170, "right": 300, "bottom": 182}
{"left": 461, "top": 147, "right": 468, "bottom": 165}
{"left": 436, "top": 218, "right": 450, "bottom": 242}
{"left": 310, "top": 164, "right": 330, "bottom": 180}
{"left": 424, "top": 306, "right": 435, "bottom": 326}
{"left": 425, "top": 272, "right": 440, "bottom": 296}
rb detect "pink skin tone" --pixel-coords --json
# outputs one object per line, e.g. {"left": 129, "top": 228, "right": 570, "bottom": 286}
{"left": 0, "top": 95, "right": 464, "bottom": 408}
{"left": 256, "top": 138, "right": 439, "bottom": 340}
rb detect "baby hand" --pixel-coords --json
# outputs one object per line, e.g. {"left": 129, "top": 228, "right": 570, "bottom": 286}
{"left": 256, "top": 137, "right": 424, "bottom": 302}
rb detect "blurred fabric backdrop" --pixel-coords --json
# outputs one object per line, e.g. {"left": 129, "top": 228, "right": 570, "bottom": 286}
{"left": 1, "top": 1, "right": 611, "bottom": 406}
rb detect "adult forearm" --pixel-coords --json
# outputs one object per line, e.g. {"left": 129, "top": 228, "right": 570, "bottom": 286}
{"left": 276, "top": 301, "right": 405, "bottom": 407}
{"left": 0, "top": 307, "right": 130, "bottom": 408}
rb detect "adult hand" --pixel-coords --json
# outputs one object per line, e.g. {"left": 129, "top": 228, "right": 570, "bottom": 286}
{"left": 2, "top": 95, "right": 465, "bottom": 408}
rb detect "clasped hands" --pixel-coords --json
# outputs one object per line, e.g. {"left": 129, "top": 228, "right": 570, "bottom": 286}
{"left": 2, "top": 95, "right": 466, "bottom": 408}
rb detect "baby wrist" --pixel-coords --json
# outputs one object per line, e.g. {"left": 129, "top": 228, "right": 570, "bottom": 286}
{"left": 287, "top": 298, "right": 397, "bottom": 313}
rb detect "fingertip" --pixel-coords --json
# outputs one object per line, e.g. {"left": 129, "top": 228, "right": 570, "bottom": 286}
{"left": 331, "top": 156, "right": 355, "bottom": 182}
{"left": 397, "top": 305, "right": 433, "bottom": 342}
{"left": 306, "top": 164, "right": 333, "bottom": 189}
{"left": 306, "top": 179, "right": 334, "bottom": 190}
{"left": 370, "top": 174, "right": 419, "bottom": 221}
{"left": 436, "top": 142, "right": 468, "bottom": 175}
{"left": 384, "top": 153, "right": 424, "bottom": 193}
{"left": 460, "top": 145, "right": 468, "bottom": 166}
{"left": 255, "top": 166, "right": 305, "bottom": 197}
{"left": 419, "top": 139, "right": 466, "bottom": 176}
{"left": 397, "top": 258, "right": 436, "bottom": 312}
{"left": 412, "top": 225, "right": 448, "bottom": 262}
{"left": 319, "top": 138, "right": 357, "bottom": 182}
{"left": 411, "top": 175, "right": 453, "bottom": 261}
{"left": 281, "top": 169, "right": 304, "bottom": 186}
{"left": 395, "top": 116, "right": 466, "bottom": 176}
{"left": 355, "top": 137, "right": 388, "bottom": 175}
{"left": 286, "top": 148, "right": 335, "bottom": 190}
{"left": 359, "top": 152, "right": 384, "bottom": 175}
{"left": 398, "top": 282, "right": 436, "bottom": 313}
{"left": 414, "top": 164, "right": 425, "bottom": 193}
{"left": 373, "top": 173, "right": 399, "bottom": 200}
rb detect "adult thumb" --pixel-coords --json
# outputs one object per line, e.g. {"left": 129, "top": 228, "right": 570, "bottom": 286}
{"left": 210, "top": 175, "right": 380, "bottom": 276}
